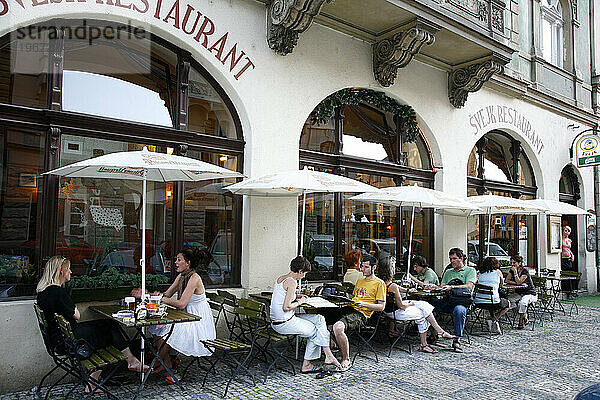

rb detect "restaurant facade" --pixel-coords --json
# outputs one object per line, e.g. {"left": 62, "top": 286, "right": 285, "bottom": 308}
{"left": 0, "top": 0, "right": 599, "bottom": 392}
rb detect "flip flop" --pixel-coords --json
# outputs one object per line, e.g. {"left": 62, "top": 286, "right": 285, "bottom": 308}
{"left": 315, "top": 370, "right": 333, "bottom": 379}
{"left": 301, "top": 366, "right": 323, "bottom": 374}
{"left": 338, "top": 361, "right": 352, "bottom": 372}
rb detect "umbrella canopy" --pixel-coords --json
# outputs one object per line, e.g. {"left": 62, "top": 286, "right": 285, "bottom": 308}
{"left": 349, "top": 185, "right": 481, "bottom": 211}
{"left": 524, "top": 199, "right": 588, "bottom": 215}
{"left": 224, "top": 166, "right": 379, "bottom": 196}
{"left": 467, "top": 194, "right": 548, "bottom": 215}
{"left": 224, "top": 167, "right": 378, "bottom": 258}
{"left": 350, "top": 185, "right": 481, "bottom": 275}
{"left": 43, "top": 147, "right": 242, "bottom": 182}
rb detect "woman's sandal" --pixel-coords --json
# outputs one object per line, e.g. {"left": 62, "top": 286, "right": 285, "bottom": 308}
{"left": 165, "top": 373, "right": 182, "bottom": 385}
{"left": 418, "top": 344, "right": 439, "bottom": 354}
{"left": 437, "top": 331, "right": 456, "bottom": 341}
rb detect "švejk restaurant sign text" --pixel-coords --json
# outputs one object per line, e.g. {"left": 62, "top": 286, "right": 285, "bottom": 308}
{"left": 469, "top": 105, "right": 545, "bottom": 155}
{"left": 1, "top": 0, "right": 255, "bottom": 81}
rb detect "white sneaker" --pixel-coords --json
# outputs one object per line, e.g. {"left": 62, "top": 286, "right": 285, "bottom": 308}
{"left": 486, "top": 320, "right": 493, "bottom": 332}
{"left": 492, "top": 321, "right": 502, "bottom": 335}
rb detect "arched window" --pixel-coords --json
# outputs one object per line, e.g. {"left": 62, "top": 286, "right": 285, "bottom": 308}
{"left": 467, "top": 131, "right": 538, "bottom": 268}
{"left": 0, "top": 21, "right": 244, "bottom": 298}
{"left": 299, "top": 89, "right": 434, "bottom": 281}
{"left": 559, "top": 165, "right": 580, "bottom": 204}
{"left": 540, "top": 0, "right": 565, "bottom": 68}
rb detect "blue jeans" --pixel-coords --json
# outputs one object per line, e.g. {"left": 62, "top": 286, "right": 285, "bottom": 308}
{"left": 430, "top": 298, "right": 468, "bottom": 339}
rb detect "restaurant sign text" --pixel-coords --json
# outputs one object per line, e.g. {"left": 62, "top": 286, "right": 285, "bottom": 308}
{"left": 469, "top": 105, "right": 545, "bottom": 155}
{"left": 1, "top": 0, "right": 255, "bottom": 81}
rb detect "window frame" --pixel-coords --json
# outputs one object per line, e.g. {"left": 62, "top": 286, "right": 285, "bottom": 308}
{"left": 300, "top": 103, "right": 435, "bottom": 281}
{"left": 0, "top": 20, "right": 245, "bottom": 300}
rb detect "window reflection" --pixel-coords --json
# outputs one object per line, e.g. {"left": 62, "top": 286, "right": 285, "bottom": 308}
{"left": 188, "top": 68, "right": 236, "bottom": 138}
{"left": 0, "top": 128, "right": 45, "bottom": 297}
{"left": 301, "top": 191, "right": 335, "bottom": 281}
{"left": 342, "top": 105, "right": 393, "bottom": 161}
{"left": 57, "top": 136, "right": 171, "bottom": 277}
{"left": 300, "top": 119, "right": 335, "bottom": 154}
{"left": 62, "top": 24, "right": 176, "bottom": 126}
{"left": 0, "top": 28, "right": 48, "bottom": 108}
{"left": 184, "top": 150, "right": 238, "bottom": 286}
{"left": 466, "top": 190, "right": 536, "bottom": 269}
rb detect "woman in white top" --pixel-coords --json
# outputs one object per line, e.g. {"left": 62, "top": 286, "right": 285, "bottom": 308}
{"left": 270, "top": 256, "right": 342, "bottom": 373}
{"left": 132, "top": 247, "right": 216, "bottom": 384}
{"left": 474, "top": 257, "right": 510, "bottom": 335}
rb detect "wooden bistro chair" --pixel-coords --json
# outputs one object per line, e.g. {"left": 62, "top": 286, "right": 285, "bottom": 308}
{"left": 469, "top": 284, "right": 511, "bottom": 337}
{"left": 186, "top": 296, "right": 258, "bottom": 398}
{"left": 54, "top": 314, "right": 127, "bottom": 400}
{"left": 350, "top": 311, "right": 384, "bottom": 364}
{"left": 532, "top": 276, "right": 554, "bottom": 325}
{"left": 384, "top": 312, "right": 414, "bottom": 356}
{"left": 236, "top": 298, "right": 296, "bottom": 383}
{"left": 560, "top": 270, "right": 583, "bottom": 315}
{"left": 34, "top": 304, "right": 81, "bottom": 400}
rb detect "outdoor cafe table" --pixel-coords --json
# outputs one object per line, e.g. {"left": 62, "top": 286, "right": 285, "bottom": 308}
{"left": 503, "top": 283, "right": 528, "bottom": 292}
{"left": 545, "top": 275, "right": 578, "bottom": 313}
{"left": 90, "top": 304, "right": 201, "bottom": 399}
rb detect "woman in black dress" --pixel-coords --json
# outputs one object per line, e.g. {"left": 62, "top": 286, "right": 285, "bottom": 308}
{"left": 36, "top": 256, "right": 148, "bottom": 391}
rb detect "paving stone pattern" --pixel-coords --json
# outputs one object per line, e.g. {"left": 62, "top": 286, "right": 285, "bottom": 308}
{"left": 3, "top": 306, "right": 600, "bottom": 400}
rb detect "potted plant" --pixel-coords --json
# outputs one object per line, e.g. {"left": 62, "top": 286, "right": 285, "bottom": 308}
{"left": 67, "top": 267, "right": 170, "bottom": 302}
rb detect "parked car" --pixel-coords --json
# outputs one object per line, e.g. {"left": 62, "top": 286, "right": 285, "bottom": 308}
{"left": 467, "top": 240, "right": 511, "bottom": 270}
{"left": 207, "top": 231, "right": 234, "bottom": 285}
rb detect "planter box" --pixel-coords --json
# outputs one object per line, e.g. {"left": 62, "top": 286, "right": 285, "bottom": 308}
{"left": 69, "top": 284, "right": 170, "bottom": 303}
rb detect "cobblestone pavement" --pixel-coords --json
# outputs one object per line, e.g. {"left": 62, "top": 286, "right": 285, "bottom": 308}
{"left": 4, "top": 306, "right": 600, "bottom": 400}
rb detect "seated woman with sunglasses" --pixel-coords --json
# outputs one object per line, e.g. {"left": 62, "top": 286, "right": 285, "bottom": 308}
{"left": 377, "top": 258, "right": 455, "bottom": 353}
{"left": 36, "top": 256, "right": 148, "bottom": 393}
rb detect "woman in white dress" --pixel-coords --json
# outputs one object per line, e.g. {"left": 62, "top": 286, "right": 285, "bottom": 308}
{"left": 133, "top": 247, "right": 215, "bottom": 383}
{"left": 377, "top": 258, "right": 455, "bottom": 353}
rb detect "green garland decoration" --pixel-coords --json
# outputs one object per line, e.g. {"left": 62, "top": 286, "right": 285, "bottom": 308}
{"left": 564, "top": 164, "right": 581, "bottom": 201}
{"left": 313, "top": 88, "right": 420, "bottom": 142}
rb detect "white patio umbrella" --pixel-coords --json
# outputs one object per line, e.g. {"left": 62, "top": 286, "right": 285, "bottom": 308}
{"left": 224, "top": 166, "right": 379, "bottom": 254}
{"left": 43, "top": 147, "right": 242, "bottom": 380}
{"left": 467, "top": 194, "right": 548, "bottom": 256}
{"left": 524, "top": 198, "right": 588, "bottom": 215}
{"left": 350, "top": 185, "right": 481, "bottom": 275}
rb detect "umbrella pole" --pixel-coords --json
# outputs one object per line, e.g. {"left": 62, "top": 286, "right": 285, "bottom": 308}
{"left": 300, "top": 190, "right": 306, "bottom": 256}
{"left": 140, "top": 172, "right": 147, "bottom": 383}
{"left": 486, "top": 212, "right": 492, "bottom": 257}
{"left": 407, "top": 205, "right": 415, "bottom": 277}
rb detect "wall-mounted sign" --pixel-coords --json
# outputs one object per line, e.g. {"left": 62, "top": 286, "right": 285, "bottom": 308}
{"left": 574, "top": 134, "right": 600, "bottom": 167}
{"left": 468, "top": 105, "right": 545, "bottom": 155}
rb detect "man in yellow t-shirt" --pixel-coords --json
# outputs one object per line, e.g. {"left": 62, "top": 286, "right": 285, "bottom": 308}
{"left": 332, "top": 255, "right": 385, "bottom": 371}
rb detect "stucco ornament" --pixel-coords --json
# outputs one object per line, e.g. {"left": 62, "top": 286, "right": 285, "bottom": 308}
{"left": 267, "top": 0, "right": 333, "bottom": 55}
{"left": 373, "top": 23, "right": 438, "bottom": 87}
{"left": 448, "top": 58, "right": 504, "bottom": 108}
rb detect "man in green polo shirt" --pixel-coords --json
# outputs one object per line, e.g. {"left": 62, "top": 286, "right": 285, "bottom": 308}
{"left": 409, "top": 255, "right": 440, "bottom": 287}
{"left": 431, "top": 247, "right": 477, "bottom": 353}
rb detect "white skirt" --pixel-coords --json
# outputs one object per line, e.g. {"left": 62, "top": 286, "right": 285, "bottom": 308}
{"left": 148, "top": 293, "right": 216, "bottom": 357}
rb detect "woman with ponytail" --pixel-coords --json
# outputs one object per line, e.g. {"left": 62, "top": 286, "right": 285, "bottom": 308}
{"left": 133, "top": 246, "right": 216, "bottom": 382}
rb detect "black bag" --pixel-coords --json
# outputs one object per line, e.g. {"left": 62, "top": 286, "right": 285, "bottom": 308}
{"left": 445, "top": 278, "right": 473, "bottom": 307}
{"left": 72, "top": 338, "right": 93, "bottom": 359}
